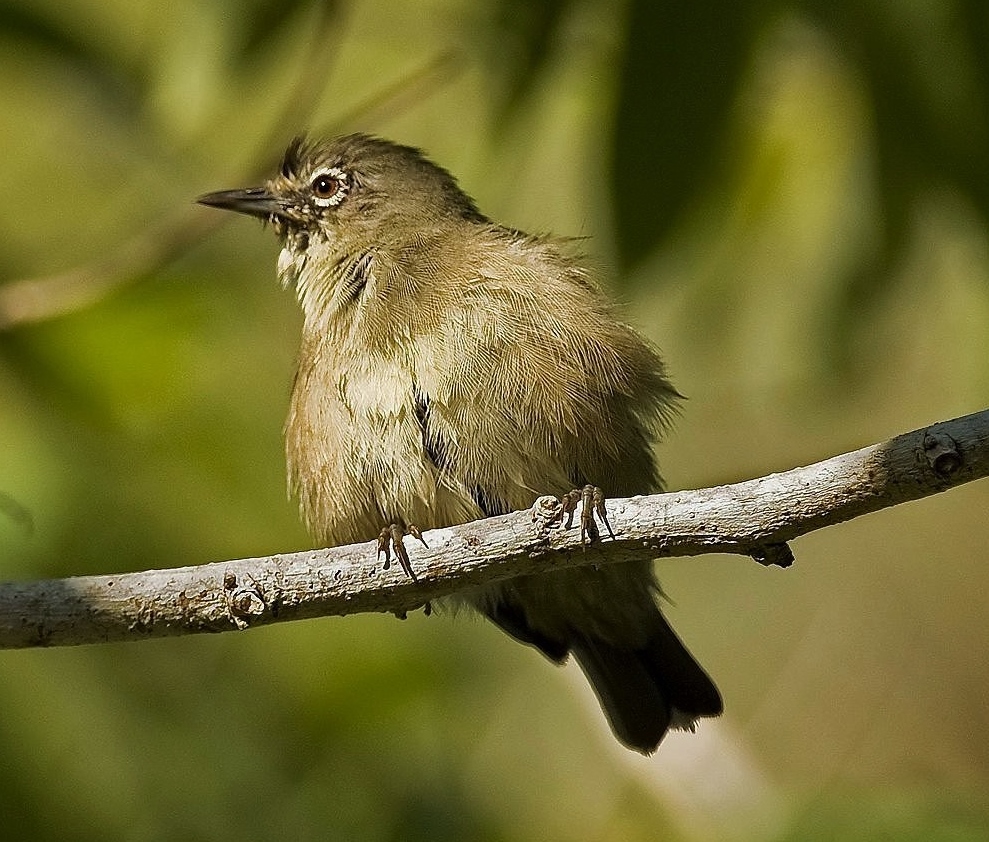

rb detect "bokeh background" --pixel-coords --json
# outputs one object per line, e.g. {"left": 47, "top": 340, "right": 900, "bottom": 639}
{"left": 1, "top": 1, "right": 988, "bottom": 839}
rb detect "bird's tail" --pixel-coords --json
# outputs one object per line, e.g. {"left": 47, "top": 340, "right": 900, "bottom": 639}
{"left": 475, "top": 572, "right": 722, "bottom": 754}
{"left": 570, "top": 614, "right": 722, "bottom": 753}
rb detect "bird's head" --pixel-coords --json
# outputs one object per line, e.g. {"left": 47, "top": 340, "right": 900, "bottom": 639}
{"left": 199, "top": 134, "right": 485, "bottom": 293}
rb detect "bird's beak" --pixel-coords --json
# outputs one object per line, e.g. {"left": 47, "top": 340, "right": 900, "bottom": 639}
{"left": 197, "top": 187, "right": 283, "bottom": 219}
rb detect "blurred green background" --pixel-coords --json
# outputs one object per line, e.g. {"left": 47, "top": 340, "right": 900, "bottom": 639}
{"left": 1, "top": 0, "right": 988, "bottom": 839}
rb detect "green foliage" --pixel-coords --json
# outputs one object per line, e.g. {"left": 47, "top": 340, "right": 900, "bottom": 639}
{"left": 612, "top": 0, "right": 757, "bottom": 270}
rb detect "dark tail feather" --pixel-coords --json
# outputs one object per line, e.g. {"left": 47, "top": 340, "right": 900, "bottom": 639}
{"left": 638, "top": 612, "right": 723, "bottom": 718}
{"left": 571, "top": 618, "right": 722, "bottom": 754}
{"left": 483, "top": 599, "right": 570, "bottom": 663}
{"left": 571, "top": 639, "right": 672, "bottom": 751}
{"left": 479, "top": 590, "right": 721, "bottom": 754}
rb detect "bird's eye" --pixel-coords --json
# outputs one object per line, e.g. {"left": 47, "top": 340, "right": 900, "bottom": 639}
{"left": 313, "top": 175, "right": 338, "bottom": 196}
{"left": 309, "top": 168, "right": 348, "bottom": 207}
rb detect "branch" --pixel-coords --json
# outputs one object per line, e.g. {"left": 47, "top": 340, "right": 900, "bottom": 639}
{"left": 1, "top": 409, "right": 987, "bottom": 650}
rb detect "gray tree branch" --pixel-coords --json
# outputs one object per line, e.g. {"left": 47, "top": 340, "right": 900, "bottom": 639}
{"left": 1, "top": 408, "right": 987, "bottom": 650}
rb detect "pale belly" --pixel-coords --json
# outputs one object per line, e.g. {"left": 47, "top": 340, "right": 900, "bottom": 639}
{"left": 285, "top": 352, "right": 480, "bottom": 547}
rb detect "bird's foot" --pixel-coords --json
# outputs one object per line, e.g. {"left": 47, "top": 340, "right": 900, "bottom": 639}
{"left": 377, "top": 522, "right": 426, "bottom": 580}
{"left": 558, "top": 484, "right": 615, "bottom": 543}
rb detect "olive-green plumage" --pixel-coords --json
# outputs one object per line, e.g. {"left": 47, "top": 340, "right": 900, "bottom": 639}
{"left": 199, "top": 134, "right": 722, "bottom": 752}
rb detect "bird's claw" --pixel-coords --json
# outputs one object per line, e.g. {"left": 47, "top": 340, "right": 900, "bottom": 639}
{"left": 377, "top": 522, "right": 426, "bottom": 580}
{"left": 556, "top": 484, "right": 615, "bottom": 543}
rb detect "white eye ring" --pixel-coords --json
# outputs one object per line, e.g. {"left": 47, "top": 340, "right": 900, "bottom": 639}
{"left": 310, "top": 167, "right": 349, "bottom": 207}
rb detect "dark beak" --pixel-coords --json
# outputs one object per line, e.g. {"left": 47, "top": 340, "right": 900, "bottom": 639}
{"left": 197, "top": 187, "right": 283, "bottom": 219}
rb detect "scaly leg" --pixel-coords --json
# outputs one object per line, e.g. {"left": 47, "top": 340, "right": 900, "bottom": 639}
{"left": 557, "top": 484, "right": 615, "bottom": 543}
{"left": 377, "top": 522, "right": 427, "bottom": 580}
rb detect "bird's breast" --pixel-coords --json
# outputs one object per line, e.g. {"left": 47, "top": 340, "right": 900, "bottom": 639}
{"left": 285, "top": 341, "right": 478, "bottom": 547}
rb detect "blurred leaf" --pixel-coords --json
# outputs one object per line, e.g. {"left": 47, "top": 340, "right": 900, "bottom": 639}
{"left": 478, "top": 0, "right": 577, "bottom": 122}
{"left": 0, "top": 0, "right": 143, "bottom": 115}
{"left": 611, "top": 0, "right": 758, "bottom": 270}
{"left": 0, "top": 490, "right": 33, "bottom": 536}
{"left": 234, "top": 0, "right": 337, "bottom": 65}
{"left": 801, "top": 0, "right": 989, "bottom": 366}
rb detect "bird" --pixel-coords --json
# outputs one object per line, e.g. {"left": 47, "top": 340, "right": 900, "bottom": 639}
{"left": 198, "top": 133, "right": 722, "bottom": 753}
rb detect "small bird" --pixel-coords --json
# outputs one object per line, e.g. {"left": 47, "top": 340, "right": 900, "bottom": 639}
{"left": 199, "top": 134, "right": 722, "bottom": 753}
